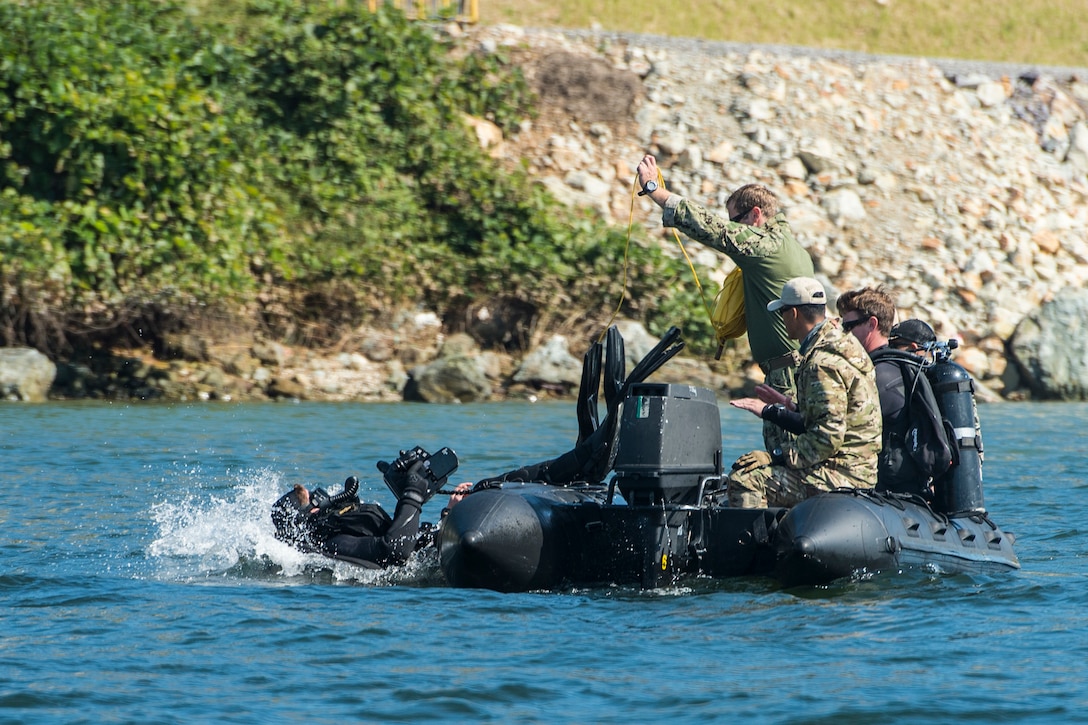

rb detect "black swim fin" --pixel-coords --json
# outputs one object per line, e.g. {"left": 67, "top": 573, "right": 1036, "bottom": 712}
{"left": 476, "top": 326, "right": 685, "bottom": 488}
{"left": 575, "top": 339, "right": 602, "bottom": 445}
{"left": 620, "top": 325, "right": 684, "bottom": 394}
{"left": 566, "top": 325, "right": 685, "bottom": 484}
{"left": 603, "top": 325, "right": 625, "bottom": 411}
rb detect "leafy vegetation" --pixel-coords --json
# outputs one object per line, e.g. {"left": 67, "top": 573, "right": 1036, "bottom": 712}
{"left": 0, "top": 0, "right": 712, "bottom": 355}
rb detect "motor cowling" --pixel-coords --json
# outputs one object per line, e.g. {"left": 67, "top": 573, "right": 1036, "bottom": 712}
{"left": 611, "top": 383, "right": 722, "bottom": 506}
{"left": 926, "top": 355, "right": 985, "bottom": 515}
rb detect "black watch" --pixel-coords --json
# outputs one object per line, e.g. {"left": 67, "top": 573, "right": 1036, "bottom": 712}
{"left": 638, "top": 179, "right": 658, "bottom": 196}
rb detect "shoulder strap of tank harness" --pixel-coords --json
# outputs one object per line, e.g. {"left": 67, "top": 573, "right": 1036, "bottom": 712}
{"left": 932, "top": 378, "right": 974, "bottom": 395}
{"left": 870, "top": 346, "right": 924, "bottom": 405}
{"left": 876, "top": 349, "right": 954, "bottom": 478}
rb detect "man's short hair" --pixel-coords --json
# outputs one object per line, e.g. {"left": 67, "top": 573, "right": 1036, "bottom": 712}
{"left": 727, "top": 184, "right": 779, "bottom": 219}
{"left": 837, "top": 287, "right": 896, "bottom": 336}
{"left": 794, "top": 303, "right": 826, "bottom": 323}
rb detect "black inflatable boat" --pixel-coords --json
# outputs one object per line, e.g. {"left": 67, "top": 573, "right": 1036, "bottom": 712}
{"left": 271, "top": 326, "right": 1019, "bottom": 590}
{"left": 438, "top": 330, "right": 1019, "bottom": 591}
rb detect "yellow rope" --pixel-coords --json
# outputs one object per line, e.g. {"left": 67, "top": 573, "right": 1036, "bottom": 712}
{"left": 599, "top": 171, "right": 715, "bottom": 343}
{"left": 597, "top": 177, "right": 638, "bottom": 341}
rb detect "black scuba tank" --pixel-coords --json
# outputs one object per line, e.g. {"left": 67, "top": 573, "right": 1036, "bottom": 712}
{"left": 925, "top": 341, "right": 985, "bottom": 515}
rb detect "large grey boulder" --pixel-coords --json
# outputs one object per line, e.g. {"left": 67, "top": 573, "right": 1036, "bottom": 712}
{"left": 1066, "top": 121, "right": 1088, "bottom": 175}
{"left": 1008, "top": 288, "right": 1088, "bottom": 400}
{"left": 408, "top": 334, "right": 492, "bottom": 403}
{"left": 411, "top": 357, "right": 492, "bottom": 403}
{"left": 512, "top": 335, "right": 582, "bottom": 390}
{"left": 0, "top": 347, "right": 57, "bottom": 402}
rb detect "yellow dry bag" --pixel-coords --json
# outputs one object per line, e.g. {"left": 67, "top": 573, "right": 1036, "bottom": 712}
{"left": 711, "top": 266, "right": 746, "bottom": 359}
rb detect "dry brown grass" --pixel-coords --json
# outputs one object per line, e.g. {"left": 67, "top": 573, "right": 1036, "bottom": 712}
{"left": 479, "top": 0, "right": 1088, "bottom": 68}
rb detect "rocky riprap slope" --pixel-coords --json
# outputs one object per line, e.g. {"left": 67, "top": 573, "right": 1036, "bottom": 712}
{"left": 466, "top": 24, "right": 1088, "bottom": 400}
{"left": 10, "top": 24, "right": 1088, "bottom": 404}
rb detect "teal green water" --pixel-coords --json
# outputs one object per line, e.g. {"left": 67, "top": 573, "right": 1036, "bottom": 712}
{"left": 1, "top": 400, "right": 1085, "bottom": 723}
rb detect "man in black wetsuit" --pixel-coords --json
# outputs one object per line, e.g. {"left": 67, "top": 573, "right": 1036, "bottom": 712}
{"left": 890, "top": 318, "right": 984, "bottom": 467}
{"left": 271, "top": 448, "right": 456, "bottom": 567}
{"left": 836, "top": 289, "right": 951, "bottom": 496}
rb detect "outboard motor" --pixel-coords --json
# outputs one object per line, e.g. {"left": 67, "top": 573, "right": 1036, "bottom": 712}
{"left": 925, "top": 340, "right": 985, "bottom": 515}
{"left": 611, "top": 383, "right": 722, "bottom": 506}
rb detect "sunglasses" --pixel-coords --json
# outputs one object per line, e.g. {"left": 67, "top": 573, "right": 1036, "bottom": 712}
{"left": 730, "top": 208, "right": 749, "bottom": 223}
{"left": 842, "top": 318, "right": 868, "bottom": 331}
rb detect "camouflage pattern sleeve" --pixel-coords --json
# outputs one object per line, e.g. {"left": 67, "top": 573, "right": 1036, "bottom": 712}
{"left": 782, "top": 356, "right": 850, "bottom": 469}
{"left": 663, "top": 196, "right": 779, "bottom": 259}
{"left": 834, "top": 368, "right": 883, "bottom": 488}
{"left": 758, "top": 321, "right": 882, "bottom": 489}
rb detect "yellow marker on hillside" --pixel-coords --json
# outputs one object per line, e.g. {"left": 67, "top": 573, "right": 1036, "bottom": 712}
{"left": 366, "top": 0, "right": 478, "bottom": 23}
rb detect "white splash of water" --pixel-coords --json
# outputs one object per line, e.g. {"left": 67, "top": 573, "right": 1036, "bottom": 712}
{"left": 146, "top": 466, "right": 442, "bottom": 586}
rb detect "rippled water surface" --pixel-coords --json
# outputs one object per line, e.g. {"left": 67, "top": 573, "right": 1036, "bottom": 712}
{"left": 2, "top": 400, "right": 1086, "bottom": 723}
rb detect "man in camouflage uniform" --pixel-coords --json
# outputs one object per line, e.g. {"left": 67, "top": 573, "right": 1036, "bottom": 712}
{"left": 635, "top": 154, "right": 814, "bottom": 453}
{"left": 726, "top": 278, "right": 882, "bottom": 508}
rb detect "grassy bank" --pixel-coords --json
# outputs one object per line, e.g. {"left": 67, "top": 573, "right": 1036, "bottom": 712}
{"left": 481, "top": 0, "right": 1088, "bottom": 68}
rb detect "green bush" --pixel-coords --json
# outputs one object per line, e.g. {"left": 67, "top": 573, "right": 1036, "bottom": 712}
{"left": 0, "top": 0, "right": 715, "bottom": 356}
{"left": 0, "top": 1, "right": 282, "bottom": 311}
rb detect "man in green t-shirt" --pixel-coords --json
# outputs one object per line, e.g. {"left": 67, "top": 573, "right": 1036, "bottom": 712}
{"left": 636, "top": 153, "right": 815, "bottom": 450}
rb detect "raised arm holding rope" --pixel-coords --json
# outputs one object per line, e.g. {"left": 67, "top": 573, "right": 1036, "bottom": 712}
{"left": 635, "top": 153, "right": 815, "bottom": 455}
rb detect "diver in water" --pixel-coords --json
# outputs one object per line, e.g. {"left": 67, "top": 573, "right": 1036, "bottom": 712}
{"left": 271, "top": 446, "right": 459, "bottom": 568}
{"left": 272, "top": 326, "right": 686, "bottom": 567}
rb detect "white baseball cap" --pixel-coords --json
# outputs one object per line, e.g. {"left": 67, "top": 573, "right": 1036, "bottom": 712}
{"left": 767, "top": 277, "right": 827, "bottom": 312}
